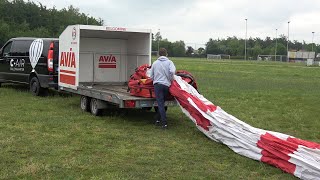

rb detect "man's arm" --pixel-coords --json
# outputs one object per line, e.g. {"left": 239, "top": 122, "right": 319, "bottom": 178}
{"left": 150, "top": 63, "right": 154, "bottom": 80}
{"left": 169, "top": 61, "right": 176, "bottom": 80}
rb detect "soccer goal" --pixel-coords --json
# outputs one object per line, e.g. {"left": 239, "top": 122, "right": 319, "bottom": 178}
{"left": 207, "top": 54, "right": 230, "bottom": 60}
{"left": 257, "top": 55, "right": 285, "bottom": 61}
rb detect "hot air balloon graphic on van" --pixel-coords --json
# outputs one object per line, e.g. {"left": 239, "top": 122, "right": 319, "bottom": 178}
{"left": 29, "top": 39, "right": 43, "bottom": 69}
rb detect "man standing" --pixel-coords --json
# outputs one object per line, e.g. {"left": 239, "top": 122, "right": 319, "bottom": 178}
{"left": 150, "top": 48, "right": 176, "bottom": 129}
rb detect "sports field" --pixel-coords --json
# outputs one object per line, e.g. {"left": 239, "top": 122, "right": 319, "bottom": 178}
{"left": 0, "top": 58, "right": 319, "bottom": 179}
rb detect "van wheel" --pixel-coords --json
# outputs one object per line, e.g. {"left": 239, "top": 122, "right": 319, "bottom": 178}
{"left": 30, "top": 77, "right": 48, "bottom": 96}
{"left": 0, "top": 83, "right": 1, "bottom": 88}
{"left": 90, "top": 98, "right": 102, "bottom": 116}
{"left": 80, "top": 96, "right": 91, "bottom": 112}
{"left": 30, "top": 77, "right": 41, "bottom": 96}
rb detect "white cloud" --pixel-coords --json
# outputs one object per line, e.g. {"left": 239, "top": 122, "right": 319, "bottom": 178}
{"left": 31, "top": 0, "right": 320, "bottom": 46}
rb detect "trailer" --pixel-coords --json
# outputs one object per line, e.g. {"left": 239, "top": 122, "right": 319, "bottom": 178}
{"left": 58, "top": 25, "right": 176, "bottom": 115}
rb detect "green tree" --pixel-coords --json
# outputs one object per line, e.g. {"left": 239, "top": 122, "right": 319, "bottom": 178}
{"left": 198, "top": 47, "right": 205, "bottom": 55}
{"left": 0, "top": 0, "right": 103, "bottom": 45}
{"left": 206, "top": 38, "right": 222, "bottom": 55}
{"left": 186, "top": 46, "right": 194, "bottom": 56}
{"left": 172, "top": 41, "right": 186, "bottom": 57}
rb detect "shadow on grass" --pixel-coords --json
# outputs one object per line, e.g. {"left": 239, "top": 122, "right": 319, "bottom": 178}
{"left": 1, "top": 83, "right": 29, "bottom": 92}
{"left": 103, "top": 108, "right": 156, "bottom": 124}
{"left": 1, "top": 83, "right": 72, "bottom": 97}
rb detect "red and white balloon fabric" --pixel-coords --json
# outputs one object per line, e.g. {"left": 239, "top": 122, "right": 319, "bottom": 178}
{"left": 170, "top": 75, "right": 320, "bottom": 180}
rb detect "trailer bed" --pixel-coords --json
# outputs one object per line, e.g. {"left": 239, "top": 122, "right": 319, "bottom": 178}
{"left": 61, "top": 83, "right": 176, "bottom": 108}
{"left": 82, "top": 83, "right": 152, "bottom": 101}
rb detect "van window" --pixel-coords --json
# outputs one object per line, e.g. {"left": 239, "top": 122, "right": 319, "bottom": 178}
{"left": 2, "top": 41, "right": 13, "bottom": 57}
{"left": 11, "top": 40, "right": 33, "bottom": 56}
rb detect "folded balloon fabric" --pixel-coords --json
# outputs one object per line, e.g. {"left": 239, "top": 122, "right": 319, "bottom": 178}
{"left": 169, "top": 75, "right": 320, "bottom": 180}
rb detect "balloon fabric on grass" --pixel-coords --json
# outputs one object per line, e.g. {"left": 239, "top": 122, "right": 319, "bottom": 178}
{"left": 128, "top": 64, "right": 320, "bottom": 179}
{"left": 170, "top": 75, "right": 320, "bottom": 180}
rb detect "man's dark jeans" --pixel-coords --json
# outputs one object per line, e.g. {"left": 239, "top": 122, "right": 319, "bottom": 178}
{"left": 154, "top": 83, "right": 169, "bottom": 125}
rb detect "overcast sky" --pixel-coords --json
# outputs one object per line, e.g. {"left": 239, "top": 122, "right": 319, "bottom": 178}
{"left": 32, "top": 0, "right": 320, "bottom": 47}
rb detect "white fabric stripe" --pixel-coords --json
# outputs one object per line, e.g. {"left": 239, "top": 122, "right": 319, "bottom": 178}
{"left": 173, "top": 75, "right": 320, "bottom": 180}
{"left": 290, "top": 146, "right": 320, "bottom": 179}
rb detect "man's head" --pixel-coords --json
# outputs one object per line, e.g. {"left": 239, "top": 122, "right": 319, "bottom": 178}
{"left": 159, "top": 48, "right": 168, "bottom": 56}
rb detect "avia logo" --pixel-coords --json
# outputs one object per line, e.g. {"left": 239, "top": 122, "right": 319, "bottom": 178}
{"left": 99, "top": 55, "right": 117, "bottom": 68}
{"left": 60, "top": 51, "right": 76, "bottom": 68}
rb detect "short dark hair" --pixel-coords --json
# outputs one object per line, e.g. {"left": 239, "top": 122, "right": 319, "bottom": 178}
{"left": 159, "top": 48, "right": 167, "bottom": 56}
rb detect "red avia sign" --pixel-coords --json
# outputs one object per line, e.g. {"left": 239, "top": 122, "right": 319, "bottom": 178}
{"left": 59, "top": 50, "right": 76, "bottom": 85}
{"left": 60, "top": 51, "right": 76, "bottom": 68}
{"left": 99, "top": 55, "right": 117, "bottom": 68}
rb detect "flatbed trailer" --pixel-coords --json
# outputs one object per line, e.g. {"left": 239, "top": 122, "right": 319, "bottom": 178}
{"left": 58, "top": 25, "right": 176, "bottom": 115}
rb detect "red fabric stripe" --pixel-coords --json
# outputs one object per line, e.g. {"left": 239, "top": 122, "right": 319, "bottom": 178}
{"left": 207, "top": 104, "right": 217, "bottom": 112}
{"left": 287, "top": 137, "right": 320, "bottom": 149}
{"left": 257, "top": 133, "right": 297, "bottom": 174}
{"left": 99, "top": 64, "right": 116, "bottom": 68}
{"left": 169, "top": 80, "right": 213, "bottom": 131}
{"left": 60, "top": 69, "right": 76, "bottom": 74}
{"left": 60, "top": 74, "right": 75, "bottom": 85}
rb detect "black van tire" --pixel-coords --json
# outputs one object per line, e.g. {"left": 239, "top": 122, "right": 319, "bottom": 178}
{"left": 30, "top": 77, "right": 47, "bottom": 96}
{"left": 90, "top": 98, "right": 102, "bottom": 116}
{"left": 80, "top": 96, "right": 91, "bottom": 112}
{"left": 0, "top": 83, "right": 1, "bottom": 88}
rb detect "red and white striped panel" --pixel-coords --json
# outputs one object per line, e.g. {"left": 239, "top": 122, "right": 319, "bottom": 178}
{"left": 170, "top": 76, "right": 320, "bottom": 180}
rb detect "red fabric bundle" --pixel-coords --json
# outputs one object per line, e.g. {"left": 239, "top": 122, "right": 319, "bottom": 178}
{"left": 128, "top": 64, "right": 198, "bottom": 98}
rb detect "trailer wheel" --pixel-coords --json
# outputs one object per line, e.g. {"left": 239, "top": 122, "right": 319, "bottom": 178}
{"left": 90, "top": 98, "right": 102, "bottom": 116}
{"left": 80, "top": 96, "right": 91, "bottom": 112}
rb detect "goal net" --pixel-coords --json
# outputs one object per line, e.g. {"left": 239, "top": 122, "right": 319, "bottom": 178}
{"left": 207, "top": 54, "right": 230, "bottom": 60}
{"left": 257, "top": 55, "right": 286, "bottom": 62}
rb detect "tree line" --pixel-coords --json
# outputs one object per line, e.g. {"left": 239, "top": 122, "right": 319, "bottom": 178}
{"left": 0, "top": 0, "right": 318, "bottom": 59}
{"left": 152, "top": 32, "right": 319, "bottom": 59}
{"left": 0, "top": 0, "right": 102, "bottom": 47}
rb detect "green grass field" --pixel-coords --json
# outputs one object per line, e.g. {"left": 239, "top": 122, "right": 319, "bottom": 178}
{"left": 1, "top": 58, "right": 320, "bottom": 179}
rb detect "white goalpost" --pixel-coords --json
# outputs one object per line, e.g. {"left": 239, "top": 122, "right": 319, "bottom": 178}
{"left": 207, "top": 54, "right": 230, "bottom": 60}
{"left": 257, "top": 55, "right": 285, "bottom": 62}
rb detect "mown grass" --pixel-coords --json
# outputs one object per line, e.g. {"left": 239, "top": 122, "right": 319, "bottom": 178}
{"left": 1, "top": 58, "right": 320, "bottom": 179}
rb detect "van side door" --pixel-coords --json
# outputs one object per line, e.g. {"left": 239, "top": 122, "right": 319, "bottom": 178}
{"left": 10, "top": 40, "right": 33, "bottom": 82}
{"left": 0, "top": 41, "right": 13, "bottom": 81}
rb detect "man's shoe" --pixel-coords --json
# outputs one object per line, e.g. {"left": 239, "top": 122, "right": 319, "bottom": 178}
{"left": 155, "top": 120, "right": 161, "bottom": 126}
{"left": 162, "top": 124, "right": 168, "bottom": 129}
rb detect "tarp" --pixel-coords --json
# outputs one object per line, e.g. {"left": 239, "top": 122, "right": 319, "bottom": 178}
{"left": 170, "top": 75, "right": 320, "bottom": 180}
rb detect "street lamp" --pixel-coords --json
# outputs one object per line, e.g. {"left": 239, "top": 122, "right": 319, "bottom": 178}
{"left": 157, "top": 29, "right": 160, "bottom": 56}
{"left": 275, "top": 28, "right": 278, "bottom": 61}
{"left": 245, "top": 18, "right": 247, "bottom": 61}
{"left": 312, "top": 32, "right": 315, "bottom": 52}
{"left": 287, "top": 21, "right": 290, "bottom": 62}
{"left": 87, "top": 14, "right": 89, "bottom": 25}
